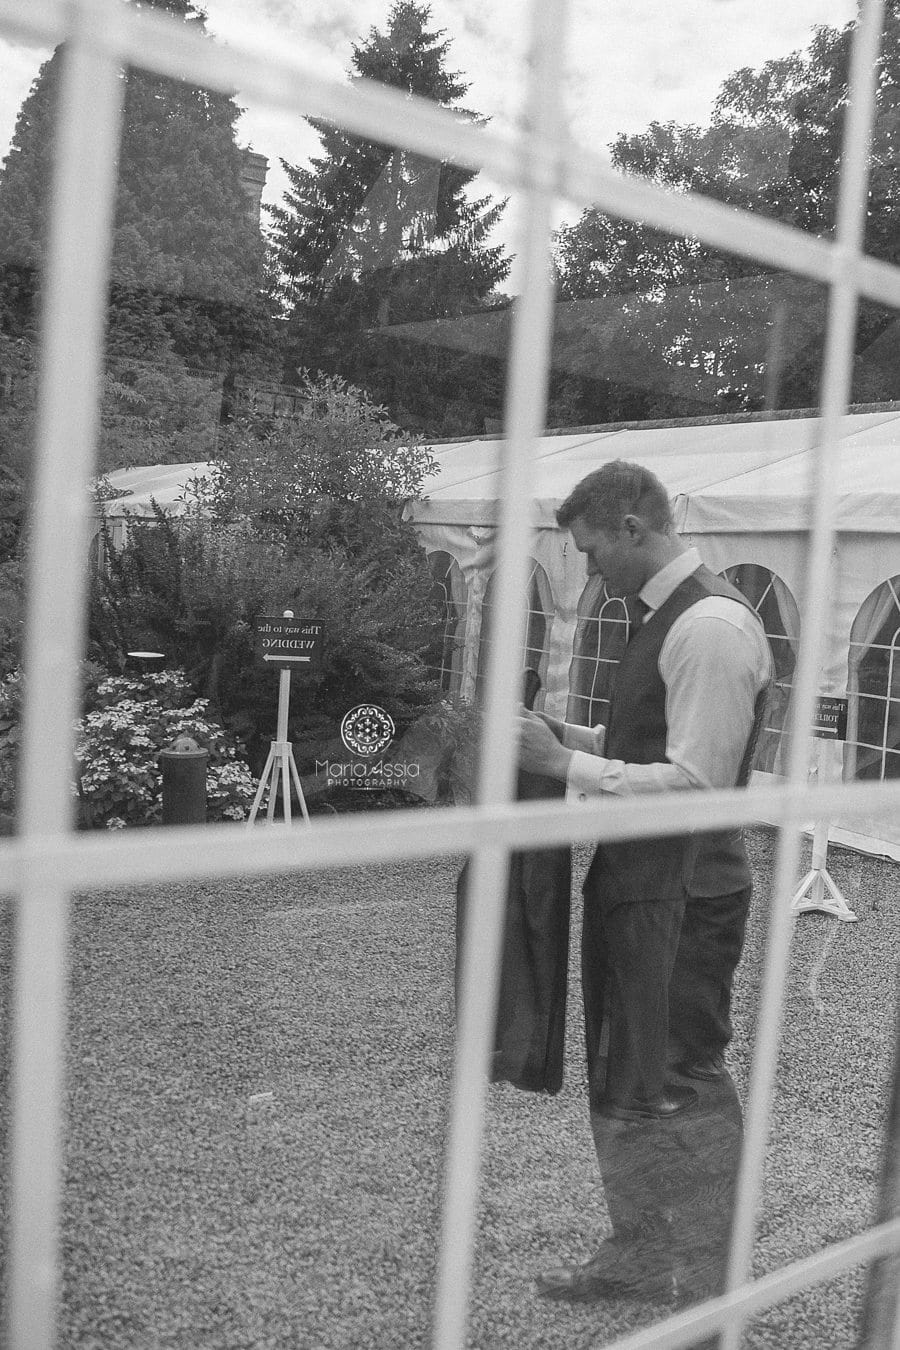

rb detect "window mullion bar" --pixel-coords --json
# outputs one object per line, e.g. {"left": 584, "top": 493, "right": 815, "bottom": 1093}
{"left": 599, "top": 1218, "right": 900, "bottom": 1350}
{"left": 8, "top": 6, "right": 124, "bottom": 1346}
{"left": 430, "top": 0, "right": 567, "bottom": 1346}
{"left": 5, "top": 776, "right": 900, "bottom": 897}
{"left": 722, "top": 1, "right": 886, "bottom": 1341}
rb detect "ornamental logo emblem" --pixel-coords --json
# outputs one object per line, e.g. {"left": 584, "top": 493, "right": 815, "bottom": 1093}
{"left": 340, "top": 704, "right": 395, "bottom": 757}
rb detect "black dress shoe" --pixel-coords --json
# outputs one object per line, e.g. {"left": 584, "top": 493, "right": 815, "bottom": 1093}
{"left": 595, "top": 1083, "right": 698, "bottom": 1122}
{"left": 677, "top": 1052, "right": 726, "bottom": 1081}
{"left": 536, "top": 1239, "right": 677, "bottom": 1303}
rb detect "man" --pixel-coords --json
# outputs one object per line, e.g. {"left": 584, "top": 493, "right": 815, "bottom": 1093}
{"left": 517, "top": 459, "right": 771, "bottom": 1306}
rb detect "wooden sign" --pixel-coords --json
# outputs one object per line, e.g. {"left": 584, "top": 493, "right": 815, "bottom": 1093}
{"left": 254, "top": 616, "right": 324, "bottom": 670}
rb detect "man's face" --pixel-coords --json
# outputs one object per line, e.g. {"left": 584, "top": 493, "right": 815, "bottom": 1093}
{"left": 569, "top": 514, "right": 643, "bottom": 596}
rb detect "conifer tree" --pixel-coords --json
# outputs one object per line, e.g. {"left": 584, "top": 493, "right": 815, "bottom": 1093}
{"left": 0, "top": 0, "right": 276, "bottom": 468}
{"left": 270, "top": 2, "right": 511, "bottom": 436}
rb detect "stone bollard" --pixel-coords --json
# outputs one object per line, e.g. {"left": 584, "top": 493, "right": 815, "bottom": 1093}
{"left": 158, "top": 735, "right": 207, "bottom": 825}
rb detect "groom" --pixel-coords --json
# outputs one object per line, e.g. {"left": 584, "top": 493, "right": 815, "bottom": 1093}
{"left": 518, "top": 459, "right": 771, "bottom": 1305}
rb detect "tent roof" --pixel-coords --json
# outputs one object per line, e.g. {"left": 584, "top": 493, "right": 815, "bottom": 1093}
{"left": 678, "top": 412, "right": 900, "bottom": 533}
{"left": 413, "top": 410, "right": 900, "bottom": 531}
{"left": 99, "top": 461, "right": 209, "bottom": 516}
{"left": 96, "top": 408, "right": 900, "bottom": 534}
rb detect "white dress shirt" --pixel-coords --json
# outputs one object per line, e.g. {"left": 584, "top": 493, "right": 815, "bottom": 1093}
{"left": 565, "top": 548, "right": 773, "bottom": 801}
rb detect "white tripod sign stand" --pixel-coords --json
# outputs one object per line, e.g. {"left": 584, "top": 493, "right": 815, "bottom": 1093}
{"left": 247, "top": 629, "right": 310, "bottom": 825}
{"left": 790, "top": 739, "right": 856, "bottom": 922}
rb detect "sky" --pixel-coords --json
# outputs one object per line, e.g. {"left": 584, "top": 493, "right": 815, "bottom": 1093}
{"left": 0, "top": 0, "right": 859, "bottom": 285}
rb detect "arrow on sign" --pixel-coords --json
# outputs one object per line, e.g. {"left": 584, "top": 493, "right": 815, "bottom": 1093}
{"left": 263, "top": 654, "right": 312, "bottom": 662}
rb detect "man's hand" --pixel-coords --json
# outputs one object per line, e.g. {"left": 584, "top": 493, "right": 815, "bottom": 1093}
{"left": 518, "top": 710, "right": 573, "bottom": 780}
{"left": 534, "top": 711, "right": 565, "bottom": 741}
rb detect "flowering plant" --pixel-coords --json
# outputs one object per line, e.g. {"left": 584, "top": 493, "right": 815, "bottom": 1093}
{"left": 76, "top": 670, "right": 256, "bottom": 828}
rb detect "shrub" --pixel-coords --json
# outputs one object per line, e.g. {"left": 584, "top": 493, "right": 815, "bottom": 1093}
{"left": 88, "top": 374, "right": 447, "bottom": 780}
{"left": 195, "top": 372, "right": 436, "bottom": 542}
{"left": 0, "top": 667, "right": 20, "bottom": 831}
{"left": 2, "top": 665, "right": 257, "bottom": 829}
{"left": 75, "top": 669, "right": 256, "bottom": 827}
{"left": 0, "top": 551, "right": 25, "bottom": 680}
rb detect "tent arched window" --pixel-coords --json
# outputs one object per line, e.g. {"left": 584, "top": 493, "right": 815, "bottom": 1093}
{"left": 720, "top": 564, "right": 800, "bottom": 774}
{"left": 476, "top": 559, "right": 552, "bottom": 704}
{"left": 425, "top": 550, "right": 467, "bottom": 696}
{"left": 567, "top": 577, "right": 636, "bottom": 727}
{"left": 566, "top": 565, "right": 800, "bottom": 757}
{"left": 846, "top": 577, "right": 900, "bottom": 782}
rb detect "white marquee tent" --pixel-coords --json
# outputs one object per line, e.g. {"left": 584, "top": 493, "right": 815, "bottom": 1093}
{"left": 97, "top": 407, "right": 900, "bottom": 858}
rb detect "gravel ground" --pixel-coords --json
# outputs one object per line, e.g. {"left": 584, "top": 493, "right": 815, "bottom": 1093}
{"left": 0, "top": 825, "right": 898, "bottom": 1349}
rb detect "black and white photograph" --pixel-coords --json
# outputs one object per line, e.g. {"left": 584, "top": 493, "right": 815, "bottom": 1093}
{"left": 0, "top": 0, "right": 899, "bottom": 1347}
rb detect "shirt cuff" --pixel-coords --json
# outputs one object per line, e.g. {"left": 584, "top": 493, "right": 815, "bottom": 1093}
{"left": 565, "top": 749, "right": 610, "bottom": 802}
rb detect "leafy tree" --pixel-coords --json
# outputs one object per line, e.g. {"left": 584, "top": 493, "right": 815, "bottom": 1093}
{"left": 270, "top": 1, "right": 511, "bottom": 435}
{"left": 0, "top": 320, "right": 222, "bottom": 503}
{"left": 0, "top": 334, "right": 33, "bottom": 554}
{"left": 200, "top": 372, "right": 434, "bottom": 541}
{"left": 0, "top": 335, "right": 33, "bottom": 677}
{"left": 552, "top": 3, "right": 900, "bottom": 419}
{"left": 110, "top": 0, "right": 275, "bottom": 375}
{"left": 99, "top": 357, "right": 223, "bottom": 472}
{"left": 0, "top": 0, "right": 276, "bottom": 468}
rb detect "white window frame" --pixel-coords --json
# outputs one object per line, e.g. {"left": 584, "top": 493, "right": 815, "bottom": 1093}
{"left": 2, "top": 1, "right": 900, "bottom": 1348}
{"left": 721, "top": 563, "right": 802, "bottom": 775}
{"left": 426, "top": 550, "right": 468, "bottom": 697}
{"left": 476, "top": 558, "right": 553, "bottom": 701}
{"left": 567, "top": 576, "right": 633, "bottom": 727}
{"left": 848, "top": 577, "right": 900, "bottom": 782}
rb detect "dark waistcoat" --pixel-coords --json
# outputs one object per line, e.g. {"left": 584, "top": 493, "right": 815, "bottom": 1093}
{"left": 585, "top": 564, "right": 769, "bottom": 908}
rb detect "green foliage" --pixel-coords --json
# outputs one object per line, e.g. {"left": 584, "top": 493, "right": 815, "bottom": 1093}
{"left": 552, "top": 2, "right": 900, "bottom": 419}
{"left": 270, "top": 1, "right": 510, "bottom": 435}
{"left": 75, "top": 669, "right": 256, "bottom": 828}
{"left": 197, "top": 372, "right": 435, "bottom": 539}
{"left": 0, "top": 549, "right": 24, "bottom": 681}
{"left": 0, "top": 0, "right": 277, "bottom": 470}
{"left": 0, "top": 667, "right": 19, "bottom": 828}
{"left": 271, "top": 1, "right": 476, "bottom": 306}
{"left": 0, "top": 664, "right": 256, "bottom": 829}
{"left": 88, "top": 375, "right": 446, "bottom": 780}
{"left": 99, "top": 356, "right": 223, "bottom": 472}
{"left": 0, "top": 334, "right": 33, "bottom": 564}
{"left": 89, "top": 504, "right": 288, "bottom": 704}
{"left": 0, "top": 326, "right": 223, "bottom": 480}
{"left": 0, "top": 334, "right": 30, "bottom": 674}
{"left": 391, "top": 694, "right": 481, "bottom": 806}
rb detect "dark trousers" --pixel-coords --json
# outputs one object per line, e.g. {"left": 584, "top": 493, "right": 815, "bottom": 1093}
{"left": 581, "top": 882, "right": 744, "bottom": 1300}
{"left": 590, "top": 1070, "right": 743, "bottom": 1298}
{"left": 669, "top": 886, "right": 751, "bottom": 1063}
{"left": 582, "top": 892, "right": 685, "bottom": 1110}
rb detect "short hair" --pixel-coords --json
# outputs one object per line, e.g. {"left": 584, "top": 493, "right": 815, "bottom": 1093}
{"left": 556, "top": 459, "right": 673, "bottom": 533}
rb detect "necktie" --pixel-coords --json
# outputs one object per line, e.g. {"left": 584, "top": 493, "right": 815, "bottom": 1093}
{"left": 628, "top": 596, "right": 649, "bottom": 642}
